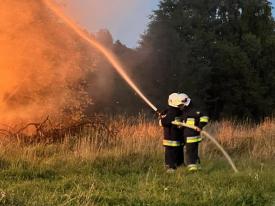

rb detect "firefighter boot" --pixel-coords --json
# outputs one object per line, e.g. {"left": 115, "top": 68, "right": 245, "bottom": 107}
{"left": 187, "top": 164, "right": 198, "bottom": 173}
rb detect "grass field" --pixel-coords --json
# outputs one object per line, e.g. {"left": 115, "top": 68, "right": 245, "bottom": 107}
{"left": 0, "top": 116, "right": 274, "bottom": 205}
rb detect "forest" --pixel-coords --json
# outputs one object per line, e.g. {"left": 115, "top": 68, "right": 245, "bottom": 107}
{"left": 92, "top": 0, "right": 275, "bottom": 121}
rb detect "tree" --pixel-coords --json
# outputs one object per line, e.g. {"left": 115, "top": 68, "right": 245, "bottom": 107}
{"left": 138, "top": 0, "right": 275, "bottom": 120}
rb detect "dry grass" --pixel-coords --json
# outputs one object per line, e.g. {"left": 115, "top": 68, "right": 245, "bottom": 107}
{"left": 0, "top": 115, "right": 274, "bottom": 205}
{"left": 0, "top": 115, "right": 274, "bottom": 162}
{"left": 108, "top": 115, "right": 275, "bottom": 160}
{"left": 202, "top": 118, "right": 275, "bottom": 159}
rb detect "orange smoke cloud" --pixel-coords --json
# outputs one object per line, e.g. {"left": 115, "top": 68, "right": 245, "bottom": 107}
{"left": 0, "top": 0, "right": 91, "bottom": 126}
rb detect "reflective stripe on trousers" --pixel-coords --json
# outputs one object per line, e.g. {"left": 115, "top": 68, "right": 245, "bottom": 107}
{"left": 186, "top": 136, "right": 202, "bottom": 143}
{"left": 187, "top": 164, "right": 198, "bottom": 171}
{"left": 163, "top": 140, "right": 183, "bottom": 147}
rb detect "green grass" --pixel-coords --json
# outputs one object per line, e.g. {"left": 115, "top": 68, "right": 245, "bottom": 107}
{"left": 0, "top": 117, "right": 274, "bottom": 205}
{"left": 0, "top": 150, "right": 274, "bottom": 206}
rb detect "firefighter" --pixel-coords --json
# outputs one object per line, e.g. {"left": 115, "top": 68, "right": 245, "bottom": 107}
{"left": 179, "top": 94, "right": 209, "bottom": 172}
{"left": 159, "top": 93, "right": 187, "bottom": 173}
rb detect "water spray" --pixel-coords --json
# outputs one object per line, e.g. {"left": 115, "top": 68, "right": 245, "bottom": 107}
{"left": 43, "top": 0, "right": 238, "bottom": 173}
{"left": 201, "top": 131, "right": 239, "bottom": 173}
{"left": 42, "top": 0, "right": 157, "bottom": 112}
{"left": 172, "top": 121, "right": 239, "bottom": 173}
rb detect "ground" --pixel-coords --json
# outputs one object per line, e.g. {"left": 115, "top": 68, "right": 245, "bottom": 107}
{"left": 0, "top": 151, "right": 274, "bottom": 206}
{"left": 0, "top": 118, "right": 274, "bottom": 205}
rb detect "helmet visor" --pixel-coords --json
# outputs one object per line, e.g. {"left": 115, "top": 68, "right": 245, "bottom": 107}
{"left": 182, "top": 97, "right": 191, "bottom": 106}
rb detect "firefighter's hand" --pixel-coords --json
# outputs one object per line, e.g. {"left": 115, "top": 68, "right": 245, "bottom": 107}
{"left": 157, "top": 111, "right": 167, "bottom": 120}
{"left": 195, "top": 127, "right": 202, "bottom": 132}
{"left": 155, "top": 110, "right": 161, "bottom": 117}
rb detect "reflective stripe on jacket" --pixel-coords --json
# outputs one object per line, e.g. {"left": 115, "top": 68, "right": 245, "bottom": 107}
{"left": 200, "top": 116, "right": 209, "bottom": 123}
{"left": 186, "top": 136, "right": 202, "bottom": 143}
{"left": 181, "top": 103, "right": 209, "bottom": 138}
{"left": 160, "top": 106, "right": 183, "bottom": 142}
{"left": 186, "top": 118, "right": 195, "bottom": 126}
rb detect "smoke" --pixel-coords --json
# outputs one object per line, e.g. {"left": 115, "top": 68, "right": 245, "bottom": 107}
{"left": 0, "top": 0, "right": 92, "bottom": 125}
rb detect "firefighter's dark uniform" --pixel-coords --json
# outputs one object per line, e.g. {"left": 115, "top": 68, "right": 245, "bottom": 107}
{"left": 160, "top": 106, "right": 184, "bottom": 169}
{"left": 181, "top": 103, "right": 209, "bottom": 171}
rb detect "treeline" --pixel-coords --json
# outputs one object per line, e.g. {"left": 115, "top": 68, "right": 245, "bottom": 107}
{"left": 89, "top": 0, "right": 275, "bottom": 121}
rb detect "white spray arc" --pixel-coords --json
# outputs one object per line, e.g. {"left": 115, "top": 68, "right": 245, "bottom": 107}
{"left": 202, "top": 131, "right": 239, "bottom": 173}
{"left": 173, "top": 121, "right": 239, "bottom": 173}
{"left": 43, "top": 0, "right": 157, "bottom": 112}
{"left": 43, "top": 0, "right": 238, "bottom": 173}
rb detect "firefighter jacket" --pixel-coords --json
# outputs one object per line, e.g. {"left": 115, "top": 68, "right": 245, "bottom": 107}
{"left": 181, "top": 103, "right": 209, "bottom": 143}
{"left": 160, "top": 106, "right": 184, "bottom": 147}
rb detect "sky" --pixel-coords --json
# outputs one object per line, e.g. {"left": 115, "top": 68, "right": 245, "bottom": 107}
{"left": 64, "top": 0, "right": 274, "bottom": 48}
{"left": 64, "top": 0, "right": 159, "bottom": 48}
{"left": 271, "top": 0, "right": 275, "bottom": 15}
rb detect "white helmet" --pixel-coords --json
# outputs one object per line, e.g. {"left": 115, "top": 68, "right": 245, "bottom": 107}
{"left": 168, "top": 93, "right": 191, "bottom": 108}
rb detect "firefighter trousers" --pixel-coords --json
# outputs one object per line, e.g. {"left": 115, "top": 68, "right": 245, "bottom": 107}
{"left": 165, "top": 146, "right": 184, "bottom": 169}
{"left": 185, "top": 142, "right": 200, "bottom": 165}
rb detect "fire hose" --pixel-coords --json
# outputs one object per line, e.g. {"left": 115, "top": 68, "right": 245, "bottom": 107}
{"left": 171, "top": 120, "right": 239, "bottom": 173}
{"left": 43, "top": 0, "right": 238, "bottom": 173}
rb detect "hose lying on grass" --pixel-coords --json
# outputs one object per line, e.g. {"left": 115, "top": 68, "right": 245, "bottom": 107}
{"left": 172, "top": 120, "right": 239, "bottom": 173}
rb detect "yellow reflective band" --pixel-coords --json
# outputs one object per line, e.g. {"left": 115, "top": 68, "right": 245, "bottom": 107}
{"left": 163, "top": 140, "right": 182, "bottom": 147}
{"left": 200, "top": 116, "right": 209, "bottom": 123}
{"left": 186, "top": 118, "right": 195, "bottom": 126}
{"left": 186, "top": 136, "right": 202, "bottom": 143}
{"left": 187, "top": 164, "right": 198, "bottom": 171}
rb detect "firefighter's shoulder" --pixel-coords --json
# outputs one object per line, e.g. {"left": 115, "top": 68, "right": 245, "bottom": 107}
{"left": 186, "top": 108, "right": 200, "bottom": 117}
{"left": 193, "top": 108, "right": 209, "bottom": 118}
{"left": 196, "top": 111, "right": 201, "bottom": 115}
{"left": 198, "top": 111, "right": 210, "bottom": 123}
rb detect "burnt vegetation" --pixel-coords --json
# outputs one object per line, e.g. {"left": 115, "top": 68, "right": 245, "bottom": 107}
{"left": 0, "top": 116, "right": 119, "bottom": 146}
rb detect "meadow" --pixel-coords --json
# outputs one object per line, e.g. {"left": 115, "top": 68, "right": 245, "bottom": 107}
{"left": 0, "top": 116, "right": 274, "bottom": 205}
